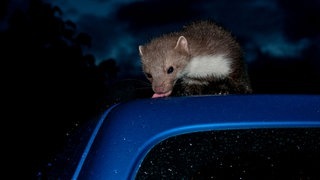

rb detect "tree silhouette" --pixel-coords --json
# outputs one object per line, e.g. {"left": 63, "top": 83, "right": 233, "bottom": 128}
{"left": 1, "top": 0, "right": 118, "bottom": 179}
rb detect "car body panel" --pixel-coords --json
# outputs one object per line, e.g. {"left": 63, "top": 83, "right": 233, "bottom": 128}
{"left": 72, "top": 94, "right": 320, "bottom": 180}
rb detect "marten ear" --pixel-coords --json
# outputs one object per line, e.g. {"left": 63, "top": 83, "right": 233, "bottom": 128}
{"left": 174, "top": 36, "right": 189, "bottom": 54}
{"left": 139, "top": 45, "right": 144, "bottom": 56}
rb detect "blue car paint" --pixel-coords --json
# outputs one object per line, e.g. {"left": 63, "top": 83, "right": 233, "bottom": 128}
{"left": 72, "top": 94, "right": 320, "bottom": 180}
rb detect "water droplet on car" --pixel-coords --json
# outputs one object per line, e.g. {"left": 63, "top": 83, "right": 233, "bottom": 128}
{"left": 113, "top": 169, "right": 119, "bottom": 174}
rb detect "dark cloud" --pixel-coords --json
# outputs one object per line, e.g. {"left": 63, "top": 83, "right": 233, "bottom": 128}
{"left": 76, "top": 13, "right": 142, "bottom": 77}
{"left": 44, "top": 0, "right": 320, "bottom": 86}
{"left": 278, "top": 0, "right": 320, "bottom": 40}
{"left": 55, "top": 0, "right": 319, "bottom": 84}
{"left": 116, "top": 0, "right": 204, "bottom": 30}
{"left": 77, "top": 15, "right": 119, "bottom": 55}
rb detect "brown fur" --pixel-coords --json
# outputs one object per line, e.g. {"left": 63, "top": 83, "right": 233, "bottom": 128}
{"left": 139, "top": 20, "right": 252, "bottom": 96}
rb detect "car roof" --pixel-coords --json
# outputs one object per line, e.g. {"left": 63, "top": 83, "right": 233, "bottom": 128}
{"left": 72, "top": 94, "right": 320, "bottom": 180}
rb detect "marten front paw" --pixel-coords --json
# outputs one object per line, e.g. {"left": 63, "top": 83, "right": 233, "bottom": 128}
{"left": 216, "top": 91, "right": 229, "bottom": 95}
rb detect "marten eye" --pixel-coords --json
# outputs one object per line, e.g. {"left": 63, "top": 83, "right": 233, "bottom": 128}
{"left": 167, "top": 66, "right": 174, "bottom": 74}
{"left": 145, "top": 73, "right": 152, "bottom": 78}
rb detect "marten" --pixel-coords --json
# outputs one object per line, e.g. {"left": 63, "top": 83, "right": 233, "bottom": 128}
{"left": 138, "top": 20, "right": 252, "bottom": 98}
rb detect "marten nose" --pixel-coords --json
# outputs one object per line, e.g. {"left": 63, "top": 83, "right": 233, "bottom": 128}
{"left": 154, "top": 86, "right": 165, "bottom": 93}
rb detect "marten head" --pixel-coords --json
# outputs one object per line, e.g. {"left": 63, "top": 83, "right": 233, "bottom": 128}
{"left": 139, "top": 36, "right": 191, "bottom": 98}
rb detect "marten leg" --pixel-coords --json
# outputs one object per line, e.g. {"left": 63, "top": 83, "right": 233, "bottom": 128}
{"left": 172, "top": 79, "right": 204, "bottom": 96}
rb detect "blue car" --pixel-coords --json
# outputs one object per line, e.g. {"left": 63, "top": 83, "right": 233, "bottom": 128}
{"left": 71, "top": 94, "right": 320, "bottom": 179}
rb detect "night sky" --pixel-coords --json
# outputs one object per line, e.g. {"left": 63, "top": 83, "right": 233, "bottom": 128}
{"left": 2, "top": 0, "right": 319, "bottom": 179}
{"left": 46, "top": 0, "right": 320, "bottom": 77}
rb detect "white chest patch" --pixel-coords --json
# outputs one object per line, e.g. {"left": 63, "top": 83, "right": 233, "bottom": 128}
{"left": 183, "top": 54, "right": 232, "bottom": 78}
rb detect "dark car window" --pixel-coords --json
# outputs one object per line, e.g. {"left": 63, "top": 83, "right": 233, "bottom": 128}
{"left": 136, "top": 128, "right": 320, "bottom": 179}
